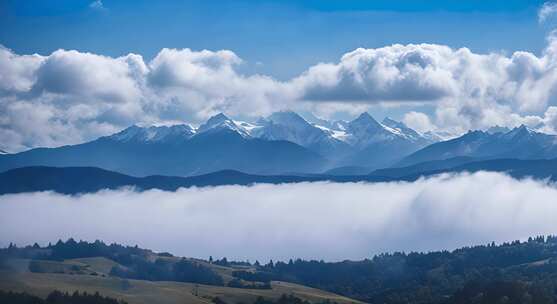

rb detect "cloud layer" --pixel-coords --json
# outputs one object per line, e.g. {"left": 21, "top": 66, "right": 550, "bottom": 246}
{"left": 6, "top": 34, "right": 557, "bottom": 151}
{"left": 1, "top": 172, "right": 557, "bottom": 261}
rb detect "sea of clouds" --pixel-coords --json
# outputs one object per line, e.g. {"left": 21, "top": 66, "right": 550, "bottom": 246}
{"left": 1, "top": 171, "right": 557, "bottom": 262}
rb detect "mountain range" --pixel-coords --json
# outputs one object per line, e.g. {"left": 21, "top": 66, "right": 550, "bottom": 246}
{"left": 4, "top": 157, "right": 557, "bottom": 194}
{"left": 0, "top": 111, "right": 439, "bottom": 176}
{"left": 2, "top": 111, "right": 557, "bottom": 178}
{"left": 397, "top": 125, "right": 557, "bottom": 167}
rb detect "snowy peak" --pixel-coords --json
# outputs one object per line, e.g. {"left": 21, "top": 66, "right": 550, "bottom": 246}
{"left": 109, "top": 124, "right": 195, "bottom": 143}
{"left": 381, "top": 117, "right": 423, "bottom": 141}
{"left": 197, "top": 113, "right": 249, "bottom": 137}
{"left": 251, "top": 111, "right": 344, "bottom": 153}
{"left": 348, "top": 112, "right": 382, "bottom": 132}
{"left": 346, "top": 113, "right": 396, "bottom": 146}
{"left": 197, "top": 113, "right": 233, "bottom": 132}
{"left": 503, "top": 124, "right": 536, "bottom": 139}
{"left": 266, "top": 111, "right": 311, "bottom": 128}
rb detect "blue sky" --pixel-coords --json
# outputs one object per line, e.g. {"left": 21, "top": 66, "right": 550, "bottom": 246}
{"left": 0, "top": 0, "right": 551, "bottom": 79}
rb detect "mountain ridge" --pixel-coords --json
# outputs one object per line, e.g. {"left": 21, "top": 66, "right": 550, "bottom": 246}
{"left": 4, "top": 156, "right": 557, "bottom": 194}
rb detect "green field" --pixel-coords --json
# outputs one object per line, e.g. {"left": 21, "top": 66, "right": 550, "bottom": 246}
{"left": 0, "top": 258, "right": 362, "bottom": 304}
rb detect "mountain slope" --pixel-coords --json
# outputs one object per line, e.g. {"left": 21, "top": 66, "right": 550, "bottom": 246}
{"left": 0, "top": 166, "right": 393, "bottom": 194}
{"left": 0, "top": 116, "right": 327, "bottom": 176}
{"left": 251, "top": 111, "right": 350, "bottom": 158}
{"left": 4, "top": 157, "right": 557, "bottom": 194}
{"left": 339, "top": 113, "right": 435, "bottom": 168}
{"left": 397, "top": 125, "right": 557, "bottom": 167}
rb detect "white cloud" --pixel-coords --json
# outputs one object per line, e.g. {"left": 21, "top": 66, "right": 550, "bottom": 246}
{"left": 297, "top": 45, "right": 455, "bottom": 103}
{"left": 0, "top": 46, "right": 44, "bottom": 94}
{"left": 0, "top": 46, "right": 290, "bottom": 152}
{"left": 7, "top": 31, "right": 557, "bottom": 151}
{"left": 403, "top": 111, "right": 435, "bottom": 133}
{"left": 540, "top": 2, "right": 557, "bottom": 23}
{"left": 1, "top": 172, "right": 557, "bottom": 261}
{"left": 293, "top": 34, "right": 557, "bottom": 134}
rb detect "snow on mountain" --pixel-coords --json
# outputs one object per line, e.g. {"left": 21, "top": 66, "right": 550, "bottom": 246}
{"left": 500, "top": 124, "right": 536, "bottom": 141}
{"left": 108, "top": 124, "right": 195, "bottom": 143}
{"left": 103, "top": 111, "right": 440, "bottom": 170}
{"left": 398, "top": 125, "right": 557, "bottom": 167}
{"left": 381, "top": 117, "right": 427, "bottom": 142}
{"left": 342, "top": 113, "right": 434, "bottom": 148}
{"left": 250, "top": 111, "right": 348, "bottom": 156}
{"left": 196, "top": 113, "right": 250, "bottom": 137}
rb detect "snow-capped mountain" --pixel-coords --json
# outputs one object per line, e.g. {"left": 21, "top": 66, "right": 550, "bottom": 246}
{"left": 108, "top": 124, "right": 196, "bottom": 143}
{"left": 223, "top": 111, "right": 437, "bottom": 167}
{"left": 0, "top": 113, "right": 326, "bottom": 176}
{"left": 326, "top": 113, "right": 437, "bottom": 169}
{"left": 398, "top": 125, "right": 557, "bottom": 167}
{"left": 197, "top": 113, "right": 250, "bottom": 137}
{"left": 4, "top": 110, "right": 557, "bottom": 176}
{"left": 250, "top": 111, "right": 350, "bottom": 157}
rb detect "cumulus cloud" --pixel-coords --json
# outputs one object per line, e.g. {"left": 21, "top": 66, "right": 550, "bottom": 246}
{"left": 0, "top": 46, "right": 289, "bottom": 152}
{"left": 297, "top": 45, "right": 454, "bottom": 103}
{"left": 295, "top": 37, "right": 557, "bottom": 134}
{"left": 540, "top": 2, "right": 557, "bottom": 23}
{"left": 403, "top": 111, "right": 436, "bottom": 133}
{"left": 1, "top": 172, "right": 557, "bottom": 261}
{"left": 7, "top": 28, "right": 557, "bottom": 151}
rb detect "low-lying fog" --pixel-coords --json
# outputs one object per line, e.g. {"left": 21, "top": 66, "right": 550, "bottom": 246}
{"left": 1, "top": 172, "right": 557, "bottom": 262}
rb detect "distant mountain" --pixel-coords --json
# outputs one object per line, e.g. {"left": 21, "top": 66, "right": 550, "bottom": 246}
{"left": 323, "top": 165, "right": 372, "bottom": 176}
{"left": 197, "top": 113, "right": 250, "bottom": 137}
{"left": 371, "top": 156, "right": 479, "bottom": 178}
{"left": 251, "top": 111, "right": 350, "bottom": 158}
{"left": 108, "top": 124, "right": 195, "bottom": 143}
{"left": 247, "top": 111, "right": 436, "bottom": 168}
{"left": 338, "top": 113, "right": 435, "bottom": 168}
{"left": 0, "top": 166, "right": 395, "bottom": 194}
{"left": 0, "top": 111, "right": 438, "bottom": 175}
{"left": 0, "top": 113, "right": 326, "bottom": 176}
{"left": 397, "top": 125, "right": 557, "bottom": 167}
{"left": 5, "top": 157, "right": 557, "bottom": 194}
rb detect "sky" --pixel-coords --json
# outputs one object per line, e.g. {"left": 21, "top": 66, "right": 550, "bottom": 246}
{"left": 0, "top": 0, "right": 550, "bottom": 79}
{"left": 4, "top": 1, "right": 557, "bottom": 151}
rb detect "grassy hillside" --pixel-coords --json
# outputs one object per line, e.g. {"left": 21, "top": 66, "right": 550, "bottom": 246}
{"left": 6, "top": 238, "right": 557, "bottom": 303}
{"left": 0, "top": 258, "right": 360, "bottom": 304}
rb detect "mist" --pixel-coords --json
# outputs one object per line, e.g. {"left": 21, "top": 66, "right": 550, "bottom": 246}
{"left": 1, "top": 172, "right": 557, "bottom": 262}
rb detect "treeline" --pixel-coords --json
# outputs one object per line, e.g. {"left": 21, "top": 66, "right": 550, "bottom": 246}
{"left": 246, "top": 235, "right": 557, "bottom": 303}
{"left": 5, "top": 236, "right": 557, "bottom": 302}
{"left": 213, "top": 294, "right": 337, "bottom": 304}
{"left": 110, "top": 257, "right": 224, "bottom": 286}
{"left": 0, "top": 290, "right": 127, "bottom": 304}
{"left": 0, "top": 239, "right": 223, "bottom": 286}
{"left": 1, "top": 239, "right": 153, "bottom": 262}
{"left": 445, "top": 280, "right": 557, "bottom": 304}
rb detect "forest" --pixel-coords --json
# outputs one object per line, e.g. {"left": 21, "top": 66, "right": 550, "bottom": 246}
{"left": 3, "top": 236, "right": 557, "bottom": 303}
